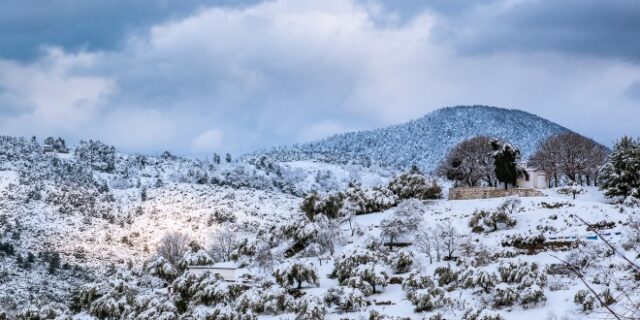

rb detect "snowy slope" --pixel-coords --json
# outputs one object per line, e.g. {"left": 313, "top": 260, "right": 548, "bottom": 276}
{"left": 251, "top": 105, "right": 573, "bottom": 171}
{"left": 0, "top": 136, "right": 638, "bottom": 320}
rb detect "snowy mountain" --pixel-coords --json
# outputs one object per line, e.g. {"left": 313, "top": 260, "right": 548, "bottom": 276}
{"left": 252, "top": 106, "right": 572, "bottom": 171}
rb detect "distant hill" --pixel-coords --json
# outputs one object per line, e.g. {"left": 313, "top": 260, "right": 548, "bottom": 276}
{"left": 251, "top": 105, "right": 574, "bottom": 171}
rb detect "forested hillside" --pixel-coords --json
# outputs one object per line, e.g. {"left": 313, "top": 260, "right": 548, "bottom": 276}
{"left": 252, "top": 106, "right": 572, "bottom": 171}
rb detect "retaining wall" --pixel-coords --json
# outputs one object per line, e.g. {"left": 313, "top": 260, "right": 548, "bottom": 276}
{"left": 448, "top": 187, "right": 543, "bottom": 200}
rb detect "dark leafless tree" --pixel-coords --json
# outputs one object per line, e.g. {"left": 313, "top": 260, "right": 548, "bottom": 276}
{"left": 438, "top": 136, "right": 497, "bottom": 187}
{"left": 156, "top": 231, "right": 190, "bottom": 266}
{"left": 529, "top": 132, "right": 607, "bottom": 187}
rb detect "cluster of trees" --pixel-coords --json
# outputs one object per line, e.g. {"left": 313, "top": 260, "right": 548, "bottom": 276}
{"left": 439, "top": 137, "right": 524, "bottom": 190}
{"left": 439, "top": 132, "right": 609, "bottom": 189}
{"left": 43, "top": 136, "right": 68, "bottom": 153}
{"left": 529, "top": 132, "right": 607, "bottom": 186}
{"left": 74, "top": 140, "right": 117, "bottom": 173}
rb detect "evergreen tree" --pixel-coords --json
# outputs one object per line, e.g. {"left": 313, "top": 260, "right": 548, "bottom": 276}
{"left": 53, "top": 137, "right": 68, "bottom": 153}
{"left": 225, "top": 153, "right": 232, "bottom": 163}
{"left": 44, "top": 136, "right": 55, "bottom": 147}
{"left": 491, "top": 140, "right": 521, "bottom": 190}
{"left": 48, "top": 252, "right": 61, "bottom": 274}
{"left": 140, "top": 187, "right": 148, "bottom": 202}
{"left": 599, "top": 136, "right": 640, "bottom": 199}
{"left": 213, "top": 153, "right": 221, "bottom": 164}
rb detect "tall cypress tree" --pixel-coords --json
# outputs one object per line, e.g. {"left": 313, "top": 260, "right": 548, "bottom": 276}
{"left": 491, "top": 140, "right": 521, "bottom": 190}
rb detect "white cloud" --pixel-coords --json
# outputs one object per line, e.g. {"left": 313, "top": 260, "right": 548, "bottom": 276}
{"left": 0, "top": 48, "right": 113, "bottom": 137}
{"left": 191, "top": 129, "right": 224, "bottom": 152}
{"left": 0, "top": 0, "right": 638, "bottom": 154}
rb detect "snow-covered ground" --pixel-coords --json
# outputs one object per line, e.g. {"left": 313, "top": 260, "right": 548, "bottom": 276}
{"left": 1, "top": 145, "right": 638, "bottom": 319}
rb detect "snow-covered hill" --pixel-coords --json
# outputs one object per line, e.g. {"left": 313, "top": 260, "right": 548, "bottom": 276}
{"left": 1, "top": 135, "right": 639, "bottom": 320}
{"left": 251, "top": 106, "right": 572, "bottom": 171}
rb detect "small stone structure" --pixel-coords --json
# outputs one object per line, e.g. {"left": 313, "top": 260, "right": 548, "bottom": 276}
{"left": 448, "top": 187, "right": 543, "bottom": 200}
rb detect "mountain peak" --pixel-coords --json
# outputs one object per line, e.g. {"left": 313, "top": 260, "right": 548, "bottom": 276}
{"left": 252, "top": 105, "right": 572, "bottom": 170}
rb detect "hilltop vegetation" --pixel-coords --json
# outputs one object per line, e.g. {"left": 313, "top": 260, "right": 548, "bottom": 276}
{"left": 251, "top": 106, "right": 574, "bottom": 171}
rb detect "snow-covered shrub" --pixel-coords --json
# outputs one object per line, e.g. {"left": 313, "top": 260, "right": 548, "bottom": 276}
{"left": 406, "top": 287, "right": 450, "bottom": 312}
{"left": 500, "top": 234, "right": 545, "bottom": 251}
{"left": 402, "top": 272, "right": 435, "bottom": 292}
{"left": 331, "top": 247, "right": 379, "bottom": 282}
{"left": 463, "top": 271, "right": 496, "bottom": 293}
{"left": 342, "top": 276, "right": 372, "bottom": 296}
{"left": 210, "top": 208, "right": 237, "bottom": 224}
{"left": 300, "top": 192, "right": 343, "bottom": 220}
{"left": 600, "top": 288, "right": 616, "bottom": 306}
{"left": 557, "top": 184, "right": 585, "bottom": 199}
{"left": 185, "top": 305, "right": 256, "bottom": 320}
{"left": 497, "top": 261, "right": 546, "bottom": 288}
{"left": 388, "top": 166, "right": 442, "bottom": 200}
{"left": 234, "top": 281, "right": 291, "bottom": 315}
{"left": 324, "top": 286, "right": 367, "bottom": 312}
{"left": 89, "top": 281, "right": 138, "bottom": 319}
{"left": 519, "top": 285, "right": 547, "bottom": 307}
{"left": 389, "top": 250, "right": 414, "bottom": 273}
{"left": 469, "top": 209, "right": 516, "bottom": 233}
{"left": 349, "top": 263, "right": 388, "bottom": 294}
{"left": 492, "top": 285, "right": 520, "bottom": 307}
{"left": 434, "top": 266, "right": 458, "bottom": 287}
{"left": 16, "top": 303, "right": 68, "bottom": 320}
{"left": 342, "top": 183, "right": 398, "bottom": 215}
{"left": 70, "top": 271, "right": 145, "bottom": 319}
{"left": 293, "top": 296, "right": 327, "bottom": 320}
{"left": 172, "top": 272, "right": 245, "bottom": 312}
{"left": 574, "top": 290, "right": 595, "bottom": 312}
{"left": 402, "top": 271, "right": 450, "bottom": 311}
{"left": 133, "top": 291, "right": 178, "bottom": 320}
{"left": 179, "top": 249, "right": 214, "bottom": 269}
{"left": 462, "top": 308, "right": 505, "bottom": 320}
{"left": 146, "top": 256, "right": 179, "bottom": 282}
{"left": 273, "top": 261, "right": 320, "bottom": 289}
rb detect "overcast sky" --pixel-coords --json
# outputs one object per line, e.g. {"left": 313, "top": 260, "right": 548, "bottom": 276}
{"left": 1, "top": 0, "right": 639, "bottom": 157}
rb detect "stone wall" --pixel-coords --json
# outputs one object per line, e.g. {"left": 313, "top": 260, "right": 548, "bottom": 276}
{"left": 448, "top": 187, "right": 543, "bottom": 200}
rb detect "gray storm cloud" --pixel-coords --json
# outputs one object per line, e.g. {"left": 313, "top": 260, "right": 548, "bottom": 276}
{"left": 0, "top": 0, "right": 638, "bottom": 156}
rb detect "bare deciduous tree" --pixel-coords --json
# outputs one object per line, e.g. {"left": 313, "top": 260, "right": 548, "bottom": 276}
{"left": 414, "top": 229, "right": 434, "bottom": 264}
{"left": 437, "top": 136, "right": 496, "bottom": 187}
{"left": 438, "top": 220, "right": 458, "bottom": 260}
{"left": 529, "top": 132, "right": 607, "bottom": 186}
{"left": 156, "top": 231, "right": 190, "bottom": 266}
{"left": 209, "top": 229, "right": 238, "bottom": 262}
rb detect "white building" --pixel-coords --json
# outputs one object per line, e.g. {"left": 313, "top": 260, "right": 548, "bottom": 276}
{"left": 186, "top": 262, "right": 239, "bottom": 282}
{"left": 518, "top": 163, "right": 549, "bottom": 189}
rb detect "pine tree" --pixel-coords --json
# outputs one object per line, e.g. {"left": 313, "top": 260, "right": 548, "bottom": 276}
{"left": 491, "top": 140, "right": 521, "bottom": 190}
{"left": 599, "top": 136, "right": 640, "bottom": 199}
{"left": 48, "top": 252, "right": 61, "bottom": 274}
{"left": 225, "top": 153, "right": 232, "bottom": 163}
